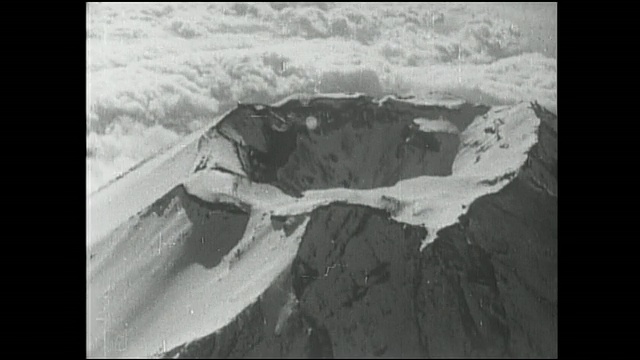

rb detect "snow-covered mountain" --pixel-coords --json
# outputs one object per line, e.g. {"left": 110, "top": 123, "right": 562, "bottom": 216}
{"left": 87, "top": 94, "right": 557, "bottom": 358}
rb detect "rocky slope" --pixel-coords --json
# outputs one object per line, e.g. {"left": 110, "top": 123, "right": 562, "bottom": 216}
{"left": 87, "top": 94, "right": 557, "bottom": 358}
{"left": 161, "top": 122, "right": 557, "bottom": 357}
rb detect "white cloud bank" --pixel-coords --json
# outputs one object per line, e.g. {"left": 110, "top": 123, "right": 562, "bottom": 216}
{"left": 87, "top": 2, "right": 556, "bottom": 194}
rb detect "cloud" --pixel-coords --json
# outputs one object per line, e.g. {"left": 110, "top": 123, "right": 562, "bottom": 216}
{"left": 168, "top": 18, "right": 205, "bottom": 38}
{"left": 88, "top": 65, "right": 220, "bottom": 134}
{"left": 459, "top": 17, "right": 523, "bottom": 62}
{"left": 377, "top": 11, "right": 525, "bottom": 67}
{"left": 270, "top": 2, "right": 334, "bottom": 12}
{"left": 87, "top": 118, "right": 180, "bottom": 194}
{"left": 317, "top": 68, "right": 383, "bottom": 97}
{"left": 273, "top": 3, "right": 380, "bottom": 44}
{"left": 382, "top": 53, "right": 557, "bottom": 111}
{"left": 86, "top": 2, "right": 556, "bottom": 194}
{"left": 280, "top": 6, "right": 330, "bottom": 39}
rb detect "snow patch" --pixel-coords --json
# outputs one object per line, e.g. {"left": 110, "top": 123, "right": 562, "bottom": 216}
{"left": 413, "top": 118, "right": 460, "bottom": 134}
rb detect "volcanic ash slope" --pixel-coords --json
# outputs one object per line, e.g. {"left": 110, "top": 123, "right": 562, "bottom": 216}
{"left": 87, "top": 94, "right": 557, "bottom": 358}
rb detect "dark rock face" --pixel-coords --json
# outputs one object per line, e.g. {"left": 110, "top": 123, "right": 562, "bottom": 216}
{"left": 162, "top": 104, "right": 557, "bottom": 358}
{"left": 292, "top": 203, "right": 428, "bottom": 358}
{"left": 414, "top": 111, "right": 557, "bottom": 357}
{"left": 521, "top": 102, "right": 557, "bottom": 196}
{"left": 145, "top": 185, "right": 252, "bottom": 272}
{"left": 214, "top": 96, "right": 489, "bottom": 196}
{"left": 417, "top": 179, "right": 557, "bottom": 357}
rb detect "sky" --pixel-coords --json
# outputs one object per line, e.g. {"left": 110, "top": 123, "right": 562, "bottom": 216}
{"left": 86, "top": 2, "right": 557, "bottom": 195}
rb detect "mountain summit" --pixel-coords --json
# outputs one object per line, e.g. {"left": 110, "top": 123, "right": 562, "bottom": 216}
{"left": 87, "top": 94, "right": 557, "bottom": 358}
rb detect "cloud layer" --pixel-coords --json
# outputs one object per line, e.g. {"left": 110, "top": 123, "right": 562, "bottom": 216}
{"left": 87, "top": 2, "right": 557, "bottom": 194}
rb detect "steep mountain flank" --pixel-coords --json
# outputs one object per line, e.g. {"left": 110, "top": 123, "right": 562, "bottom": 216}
{"left": 415, "top": 135, "right": 557, "bottom": 357}
{"left": 88, "top": 186, "right": 252, "bottom": 357}
{"left": 159, "top": 102, "right": 557, "bottom": 359}
{"left": 88, "top": 94, "right": 556, "bottom": 359}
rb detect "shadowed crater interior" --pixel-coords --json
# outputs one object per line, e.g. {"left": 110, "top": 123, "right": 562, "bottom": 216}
{"left": 141, "top": 185, "right": 251, "bottom": 272}
{"left": 214, "top": 95, "right": 489, "bottom": 196}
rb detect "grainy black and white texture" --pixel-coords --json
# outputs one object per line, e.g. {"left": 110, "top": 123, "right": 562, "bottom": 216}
{"left": 87, "top": 3, "right": 556, "bottom": 358}
{"left": 86, "top": 2, "right": 556, "bottom": 195}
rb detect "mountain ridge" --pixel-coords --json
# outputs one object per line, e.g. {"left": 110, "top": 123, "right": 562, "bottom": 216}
{"left": 87, "top": 94, "right": 556, "bottom": 358}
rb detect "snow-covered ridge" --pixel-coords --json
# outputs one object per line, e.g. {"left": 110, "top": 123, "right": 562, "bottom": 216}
{"left": 270, "top": 92, "right": 468, "bottom": 109}
{"left": 184, "top": 100, "right": 539, "bottom": 250}
{"left": 376, "top": 94, "right": 466, "bottom": 109}
{"left": 87, "top": 95, "right": 545, "bottom": 358}
{"left": 87, "top": 107, "right": 238, "bottom": 247}
{"left": 270, "top": 92, "right": 369, "bottom": 107}
{"left": 87, "top": 93, "right": 476, "bottom": 247}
